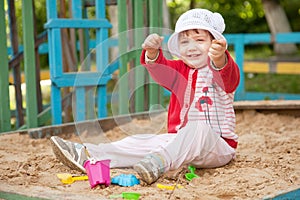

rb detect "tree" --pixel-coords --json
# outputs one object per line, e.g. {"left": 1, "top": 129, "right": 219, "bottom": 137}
{"left": 166, "top": 0, "right": 299, "bottom": 55}
{"left": 262, "top": 0, "right": 298, "bottom": 55}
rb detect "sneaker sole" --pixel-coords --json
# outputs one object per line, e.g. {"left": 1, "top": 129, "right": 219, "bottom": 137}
{"left": 133, "top": 162, "right": 156, "bottom": 185}
{"left": 50, "top": 137, "right": 86, "bottom": 173}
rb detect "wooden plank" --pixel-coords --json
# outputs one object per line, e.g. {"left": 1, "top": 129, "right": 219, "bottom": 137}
{"left": 23, "top": 110, "right": 165, "bottom": 138}
{"left": 44, "top": 19, "right": 112, "bottom": 29}
{"left": 276, "top": 32, "right": 300, "bottom": 43}
{"left": 276, "top": 62, "right": 300, "bottom": 74}
{"left": 0, "top": 191, "right": 47, "bottom": 200}
{"left": 234, "top": 100, "right": 300, "bottom": 117}
{"left": 244, "top": 62, "right": 300, "bottom": 74}
{"left": 234, "top": 100, "right": 300, "bottom": 110}
{"left": 52, "top": 73, "right": 111, "bottom": 87}
{"left": 244, "top": 62, "right": 269, "bottom": 73}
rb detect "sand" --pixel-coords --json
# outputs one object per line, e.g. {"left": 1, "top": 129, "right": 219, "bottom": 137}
{"left": 0, "top": 110, "right": 299, "bottom": 200}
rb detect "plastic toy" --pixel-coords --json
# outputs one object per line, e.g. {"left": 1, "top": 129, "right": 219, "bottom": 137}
{"left": 111, "top": 174, "right": 140, "bottom": 187}
{"left": 156, "top": 183, "right": 183, "bottom": 190}
{"left": 185, "top": 165, "right": 199, "bottom": 181}
{"left": 84, "top": 158, "right": 111, "bottom": 188}
{"left": 109, "top": 192, "right": 140, "bottom": 200}
{"left": 56, "top": 173, "right": 88, "bottom": 184}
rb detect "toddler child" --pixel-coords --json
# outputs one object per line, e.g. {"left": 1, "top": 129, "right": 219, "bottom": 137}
{"left": 50, "top": 8, "right": 240, "bottom": 185}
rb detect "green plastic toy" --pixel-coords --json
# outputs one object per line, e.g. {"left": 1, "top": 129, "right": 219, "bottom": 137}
{"left": 185, "top": 165, "right": 200, "bottom": 181}
{"left": 109, "top": 192, "right": 140, "bottom": 200}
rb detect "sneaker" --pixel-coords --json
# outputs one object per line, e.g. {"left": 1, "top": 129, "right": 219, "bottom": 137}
{"left": 133, "top": 154, "right": 166, "bottom": 185}
{"left": 50, "top": 136, "right": 88, "bottom": 173}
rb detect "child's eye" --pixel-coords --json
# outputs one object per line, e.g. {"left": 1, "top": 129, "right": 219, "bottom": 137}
{"left": 180, "top": 40, "right": 188, "bottom": 44}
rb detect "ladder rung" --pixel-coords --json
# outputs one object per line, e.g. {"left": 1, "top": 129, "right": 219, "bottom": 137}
{"left": 44, "top": 19, "right": 112, "bottom": 29}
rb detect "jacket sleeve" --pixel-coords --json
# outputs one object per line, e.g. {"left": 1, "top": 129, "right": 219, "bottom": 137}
{"left": 208, "top": 50, "right": 240, "bottom": 93}
{"left": 140, "top": 49, "right": 187, "bottom": 92}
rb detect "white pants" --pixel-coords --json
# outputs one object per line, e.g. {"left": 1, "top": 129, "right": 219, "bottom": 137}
{"left": 84, "top": 121, "right": 236, "bottom": 171}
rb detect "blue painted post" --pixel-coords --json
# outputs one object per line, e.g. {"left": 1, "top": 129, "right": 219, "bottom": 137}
{"left": 75, "top": 87, "right": 85, "bottom": 121}
{"left": 46, "top": 0, "right": 63, "bottom": 124}
{"left": 96, "top": 0, "right": 109, "bottom": 118}
{"left": 233, "top": 35, "right": 245, "bottom": 101}
{"left": 46, "top": 0, "right": 112, "bottom": 124}
{"left": 72, "top": 0, "right": 87, "bottom": 121}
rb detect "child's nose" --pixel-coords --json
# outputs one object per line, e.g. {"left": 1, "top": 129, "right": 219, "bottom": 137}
{"left": 187, "top": 40, "right": 198, "bottom": 51}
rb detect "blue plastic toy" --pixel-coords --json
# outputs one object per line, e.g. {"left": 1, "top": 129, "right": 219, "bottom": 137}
{"left": 111, "top": 174, "right": 140, "bottom": 187}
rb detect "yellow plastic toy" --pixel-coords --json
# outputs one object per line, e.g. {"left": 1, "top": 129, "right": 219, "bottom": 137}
{"left": 56, "top": 173, "right": 89, "bottom": 184}
{"left": 156, "top": 183, "right": 183, "bottom": 190}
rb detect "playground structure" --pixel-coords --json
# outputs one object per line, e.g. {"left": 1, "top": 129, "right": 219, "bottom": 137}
{"left": 1, "top": 0, "right": 300, "bottom": 132}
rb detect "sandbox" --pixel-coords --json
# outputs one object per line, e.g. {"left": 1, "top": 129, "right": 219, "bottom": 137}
{"left": 0, "top": 101, "right": 299, "bottom": 200}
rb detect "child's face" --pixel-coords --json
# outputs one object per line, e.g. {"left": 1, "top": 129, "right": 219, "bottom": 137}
{"left": 178, "top": 29, "right": 213, "bottom": 69}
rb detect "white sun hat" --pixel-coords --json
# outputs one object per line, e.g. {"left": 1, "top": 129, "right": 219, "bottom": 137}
{"left": 167, "top": 8, "right": 226, "bottom": 58}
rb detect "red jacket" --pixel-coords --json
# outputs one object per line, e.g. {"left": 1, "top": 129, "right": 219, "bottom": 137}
{"left": 140, "top": 49, "right": 240, "bottom": 148}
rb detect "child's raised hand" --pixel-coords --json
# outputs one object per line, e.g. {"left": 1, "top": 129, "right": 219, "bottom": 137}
{"left": 208, "top": 39, "right": 227, "bottom": 68}
{"left": 142, "top": 33, "right": 164, "bottom": 60}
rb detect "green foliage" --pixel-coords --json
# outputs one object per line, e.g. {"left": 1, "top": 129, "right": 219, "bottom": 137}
{"left": 34, "top": 0, "right": 47, "bottom": 35}
{"left": 166, "top": 0, "right": 299, "bottom": 33}
{"left": 246, "top": 73, "right": 300, "bottom": 94}
{"left": 280, "top": 0, "right": 300, "bottom": 31}
{"left": 7, "top": 0, "right": 47, "bottom": 44}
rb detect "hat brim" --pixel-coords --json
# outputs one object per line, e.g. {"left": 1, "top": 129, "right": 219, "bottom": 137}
{"left": 167, "top": 26, "right": 226, "bottom": 58}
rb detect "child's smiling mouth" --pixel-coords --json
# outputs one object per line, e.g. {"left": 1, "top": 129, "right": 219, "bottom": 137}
{"left": 187, "top": 53, "right": 201, "bottom": 58}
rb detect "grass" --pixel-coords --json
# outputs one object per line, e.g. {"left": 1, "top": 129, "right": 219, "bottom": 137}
{"left": 242, "top": 46, "right": 300, "bottom": 94}
{"left": 245, "top": 73, "right": 300, "bottom": 94}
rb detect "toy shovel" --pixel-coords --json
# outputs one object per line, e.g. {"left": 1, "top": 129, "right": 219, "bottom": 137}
{"left": 185, "top": 165, "right": 199, "bottom": 181}
{"left": 57, "top": 173, "right": 88, "bottom": 184}
{"left": 109, "top": 192, "right": 140, "bottom": 200}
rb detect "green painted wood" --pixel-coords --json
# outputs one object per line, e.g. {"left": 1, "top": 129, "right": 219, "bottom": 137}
{"left": 22, "top": 0, "right": 38, "bottom": 128}
{"left": 134, "top": 0, "right": 145, "bottom": 112}
{"left": 118, "top": 0, "right": 129, "bottom": 114}
{"left": 0, "top": 1, "right": 11, "bottom": 132}
{"left": 148, "top": 0, "right": 162, "bottom": 107}
{"left": 0, "top": 191, "right": 48, "bottom": 200}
